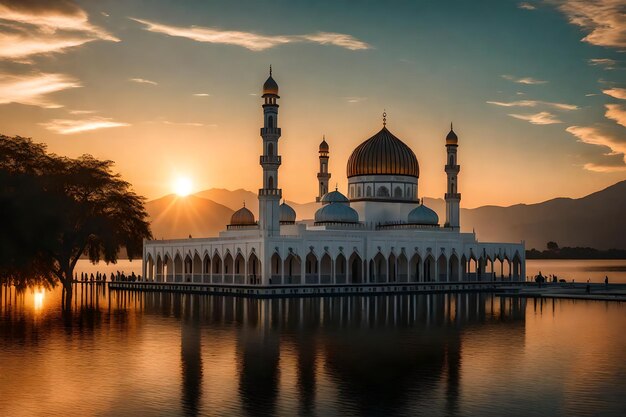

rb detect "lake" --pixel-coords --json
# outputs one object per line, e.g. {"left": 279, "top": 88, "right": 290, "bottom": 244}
{"left": 0, "top": 283, "right": 625, "bottom": 416}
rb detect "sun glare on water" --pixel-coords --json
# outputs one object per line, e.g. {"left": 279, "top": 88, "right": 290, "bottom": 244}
{"left": 173, "top": 177, "right": 193, "bottom": 197}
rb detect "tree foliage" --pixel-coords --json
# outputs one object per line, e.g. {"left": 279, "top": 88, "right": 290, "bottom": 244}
{"left": 0, "top": 135, "right": 152, "bottom": 292}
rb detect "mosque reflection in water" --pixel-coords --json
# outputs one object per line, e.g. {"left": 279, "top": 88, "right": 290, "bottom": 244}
{"left": 138, "top": 291, "right": 525, "bottom": 415}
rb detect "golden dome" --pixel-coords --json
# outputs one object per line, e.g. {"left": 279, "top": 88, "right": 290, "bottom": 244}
{"left": 446, "top": 124, "right": 458, "bottom": 146}
{"left": 230, "top": 205, "right": 256, "bottom": 226}
{"left": 262, "top": 67, "right": 279, "bottom": 96}
{"left": 347, "top": 126, "right": 419, "bottom": 178}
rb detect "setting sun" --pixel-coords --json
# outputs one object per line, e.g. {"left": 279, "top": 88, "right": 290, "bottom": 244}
{"left": 173, "top": 177, "right": 193, "bottom": 197}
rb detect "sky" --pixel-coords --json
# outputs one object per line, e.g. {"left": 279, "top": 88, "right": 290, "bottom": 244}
{"left": 0, "top": 0, "right": 624, "bottom": 208}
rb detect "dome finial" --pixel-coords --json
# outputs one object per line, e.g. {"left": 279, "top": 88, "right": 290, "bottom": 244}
{"left": 335, "top": 183, "right": 338, "bottom": 191}
{"left": 450, "top": 121, "right": 453, "bottom": 131}
{"left": 383, "top": 110, "right": 387, "bottom": 127}
{"left": 269, "top": 64, "right": 272, "bottom": 76}
{"left": 243, "top": 200, "right": 246, "bottom": 208}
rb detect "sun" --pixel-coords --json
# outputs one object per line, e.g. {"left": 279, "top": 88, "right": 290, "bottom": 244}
{"left": 173, "top": 177, "right": 193, "bottom": 197}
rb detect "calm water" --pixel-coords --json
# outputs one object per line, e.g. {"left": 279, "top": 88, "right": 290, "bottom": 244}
{"left": 0, "top": 284, "right": 625, "bottom": 417}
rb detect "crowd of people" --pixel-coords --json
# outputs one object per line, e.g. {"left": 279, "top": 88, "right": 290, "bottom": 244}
{"left": 74, "top": 271, "right": 141, "bottom": 282}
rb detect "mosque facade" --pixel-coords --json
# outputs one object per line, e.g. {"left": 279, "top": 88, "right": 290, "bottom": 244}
{"left": 142, "top": 70, "right": 525, "bottom": 286}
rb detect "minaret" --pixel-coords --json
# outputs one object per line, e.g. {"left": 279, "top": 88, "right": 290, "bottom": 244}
{"left": 316, "top": 136, "right": 331, "bottom": 202}
{"left": 445, "top": 123, "right": 461, "bottom": 229}
{"left": 258, "top": 67, "right": 282, "bottom": 235}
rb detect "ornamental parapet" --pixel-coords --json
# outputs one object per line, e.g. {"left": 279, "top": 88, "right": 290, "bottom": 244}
{"left": 260, "top": 127, "right": 281, "bottom": 136}
{"left": 445, "top": 193, "right": 461, "bottom": 200}
{"left": 260, "top": 155, "right": 281, "bottom": 165}
{"left": 259, "top": 188, "right": 282, "bottom": 198}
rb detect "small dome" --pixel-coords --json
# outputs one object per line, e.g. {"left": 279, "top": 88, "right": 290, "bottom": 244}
{"left": 408, "top": 202, "right": 439, "bottom": 225}
{"left": 314, "top": 203, "right": 359, "bottom": 224}
{"left": 230, "top": 205, "right": 256, "bottom": 226}
{"left": 262, "top": 72, "right": 279, "bottom": 96}
{"left": 347, "top": 126, "right": 419, "bottom": 178}
{"left": 446, "top": 126, "right": 458, "bottom": 146}
{"left": 319, "top": 138, "right": 329, "bottom": 152}
{"left": 320, "top": 189, "right": 349, "bottom": 205}
{"left": 279, "top": 201, "right": 296, "bottom": 224}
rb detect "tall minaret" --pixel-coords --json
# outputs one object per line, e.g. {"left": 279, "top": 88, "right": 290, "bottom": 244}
{"left": 316, "top": 136, "right": 331, "bottom": 202}
{"left": 445, "top": 123, "right": 461, "bottom": 229}
{"left": 258, "top": 67, "right": 282, "bottom": 235}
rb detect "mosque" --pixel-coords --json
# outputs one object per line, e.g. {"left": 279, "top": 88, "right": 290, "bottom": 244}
{"left": 142, "top": 70, "right": 525, "bottom": 287}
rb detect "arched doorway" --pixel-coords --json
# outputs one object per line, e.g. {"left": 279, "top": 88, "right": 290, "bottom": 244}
{"left": 283, "top": 254, "right": 302, "bottom": 285}
{"left": 335, "top": 253, "right": 347, "bottom": 284}
{"left": 270, "top": 253, "right": 282, "bottom": 284}
{"left": 320, "top": 253, "right": 332, "bottom": 284}
{"left": 248, "top": 252, "right": 261, "bottom": 285}
{"left": 410, "top": 253, "right": 421, "bottom": 282}
{"left": 348, "top": 252, "right": 362, "bottom": 283}
{"left": 305, "top": 252, "right": 318, "bottom": 284}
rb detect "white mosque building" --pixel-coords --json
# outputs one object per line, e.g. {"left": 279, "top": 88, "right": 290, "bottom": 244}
{"left": 141, "top": 70, "right": 525, "bottom": 288}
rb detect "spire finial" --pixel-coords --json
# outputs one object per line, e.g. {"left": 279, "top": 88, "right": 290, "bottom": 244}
{"left": 450, "top": 121, "right": 453, "bottom": 131}
{"left": 269, "top": 65, "right": 272, "bottom": 76}
{"left": 335, "top": 183, "right": 338, "bottom": 191}
{"left": 243, "top": 200, "right": 246, "bottom": 208}
{"left": 383, "top": 109, "right": 387, "bottom": 127}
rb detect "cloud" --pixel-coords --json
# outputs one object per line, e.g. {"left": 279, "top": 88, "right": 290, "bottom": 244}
{"left": 603, "top": 88, "right": 626, "bottom": 99}
{"left": 69, "top": 109, "right": 96, "bottom": 114}
{"left": 501, "top": 74, "right": 547, "bottom": 84}
{"left": 508, "top": 111, "right": 562, "bottom": 124}
{"left": 518, "top": 2, "right": 537, "bottom": 10}
{"left": 40, "top": 116, "right": 130, "bottom": 134}
{"left": 129, "top": 78, "right": 157, "bottom": 85}
{"left": 344, "top": 96, "right": 367, "bottom": 103}
{"left": 130, "top": 17, "right": 371, "bottom": 51}
{"left": 605, "top": 104, "right": 626, "bottom": 127}
{"left": 566, "top": 125, "right": 626, "bottom": 170}
{"left": 0, "top": 0, "right": 118, "bottom": 60}
{"left": 487, "top": 100, "right": 578, "bottom": 110}
{"left": 193, "top": 93, "right": 210, "bottom": 96}
{"left": 588, "top": 58, "right": 618, "bottom": 69}
{"left": 161, "top": 121, "right": 205, "bottom": 127}
{"left": 552, "top": 0, "right": 626, "bottom": 49}
{"left": 0, "top": 72, "right": 80, "bottom": 108}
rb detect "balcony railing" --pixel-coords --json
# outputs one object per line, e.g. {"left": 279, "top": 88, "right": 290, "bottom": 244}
{"left": 260, "top": 155, "right": 281, "bottom": 165}
{"left": 259, "top": 188, "right": 282, "bottom": 197}
{"left": 260, "top": 127, "right": 281, "bottom": 136}
{"left": 444, "top": 193, "right": 461, "bottom": 199}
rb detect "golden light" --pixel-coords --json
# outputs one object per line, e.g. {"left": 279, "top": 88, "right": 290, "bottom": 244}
{"left": 173, "top": 176, "right": 193, "bottom": 197}
{"left": 33, "top": 289, "right": 45, "bottom": 311}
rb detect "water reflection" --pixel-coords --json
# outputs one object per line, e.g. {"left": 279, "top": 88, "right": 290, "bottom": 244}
{"left": 2, "top": 285, "right": 624, "bottom": 417}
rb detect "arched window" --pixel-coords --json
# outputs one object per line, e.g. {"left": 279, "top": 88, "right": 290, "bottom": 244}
{"left": 366, "top": 186, "right": 372, "bottom": 197}
{"left": 268, "top": 176, "right": 274, "bottom": 189}
{"left": 377, "top": 186, "right": 390, "bottom": 197}
{"left": 394, "top": 186, "right": 402, "bottom": 198}
{"left": 267, "top": 115, "right": 274, "bottom": 128}
{"left": 268, "top": 142, "right": 274, "bottom": 156}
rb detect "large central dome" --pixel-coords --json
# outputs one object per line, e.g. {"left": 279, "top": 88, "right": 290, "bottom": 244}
{"left": 347, "top": 127, "right": 419, "bottom": 178}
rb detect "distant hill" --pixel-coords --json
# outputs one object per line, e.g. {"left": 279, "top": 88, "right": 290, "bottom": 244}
{"left": 146, "top": 181, "right": 626, "bottom": 250}
{"left": 459, "top": 180, "right": 626, "bottom": 250}
{"left": 146, "top": 194, "right": 233, "bottom": 240}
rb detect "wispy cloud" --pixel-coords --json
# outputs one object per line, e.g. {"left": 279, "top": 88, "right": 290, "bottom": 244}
{"left": 487, "top": 100, "right": 578, "bottom": 110}
{"left": 193, "top": 93, "right": 210, "bottom": 97}
{"left": 508, "top": 111, "right": 562, "bottom": 124}
{"left": 130, "top": 18, "right": 371, "bottom": 51}
{"left": 566, "top": 125, "right": 626, "bottom": 171}
{"left": 40, "top": 116, "right": 130, "bottom": 134}
{"left": 129, "top": 78, "right": 157, "bottom": 85}
{"left": 605, "top": 104, "right": 626, "bottom": 127}
{"left": 69, "top": 109, "right": 96, "bottom": 115}
{"left": 0, "top": 0, "right": 118, "bottom": 60}
{"left": 344, "top": 96, "right": 367, "bottom": 103}
{"left": 501, "top": 74, "right": 547, "bottom": 84}
{"left": 0, "top": 72, "right": 80, "bottom": 108}
{"left": 603, "top": 88, "right": 626, "bottom": 99}
{"left": 588, "top": 58, "right": 618, "bottom": 69}
{"left": 161, "top": 120, "right": 206, "bottom": 127}
{"left": 553, "top": 0, "right": 626, "bottom": 49}
{"left": 518, "top": 2, "right": 537, "bottom": 10}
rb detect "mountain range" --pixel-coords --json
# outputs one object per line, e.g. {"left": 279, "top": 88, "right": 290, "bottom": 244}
{"left": 146, "top": 180, "right": 626, "bottom": 250}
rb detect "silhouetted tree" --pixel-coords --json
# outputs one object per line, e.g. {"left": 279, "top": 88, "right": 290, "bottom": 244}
{"left": 546, "top": 241, "right": 559, "bottom": 251}
{"left": 0, "top": 135, "right": 152, "bottom": 304}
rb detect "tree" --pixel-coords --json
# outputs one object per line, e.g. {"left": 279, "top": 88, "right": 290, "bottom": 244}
{"left": 0, "top": 135, "right": 152, "bottom": 304}
{"left": 546, "top": 241, "right": 559, "bottom": 251}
